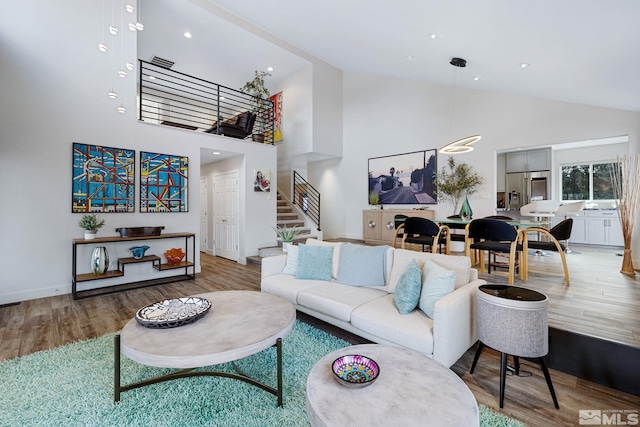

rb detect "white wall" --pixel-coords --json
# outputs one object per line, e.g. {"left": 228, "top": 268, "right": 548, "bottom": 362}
{"left": 0, "top": 0, "right": 277, "bottom": 303}
{"left": 311, "top": 72, "right": 640, "bottom": 256}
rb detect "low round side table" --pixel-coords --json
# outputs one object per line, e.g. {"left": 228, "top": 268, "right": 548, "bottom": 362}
{"left": 306, "top": 344, "right": 479, "bottom": 427}
{"left": 469, "top": 284, "right": 559, "bottom": 409}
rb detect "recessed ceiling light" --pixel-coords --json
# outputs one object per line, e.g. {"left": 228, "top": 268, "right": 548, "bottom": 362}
{"left": 429, "top": 33, "right": 438, "bottom": 39}
{"left": 267, "top": 67, "right": 274, "bottom": 72}
{"left": 473, "top": 76, "right": 480, "bottom": 81}
{"left": 407, "top": 55, "right": 416, "bottom": 60}
{"left": 213, "top": 151, "right": 221, "bottom": 155}
{"left": 220, "top": 96, "right": 226, "bottom": 100}
{"left": 148, "top": 75, "right": 156, "bottom": 80}
{"left": 184, "top": 32, "right": 192, "bottom": 38}
{"left": 520, "top": 63, "right": 530, "bottom": 68}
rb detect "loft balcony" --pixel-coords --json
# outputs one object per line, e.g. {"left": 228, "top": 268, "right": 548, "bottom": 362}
{"left": 137, "top": 60, "right": 274, "bottom": 144}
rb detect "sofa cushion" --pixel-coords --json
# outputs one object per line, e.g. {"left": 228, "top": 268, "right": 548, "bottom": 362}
{"left": 336, "top": 243, "right": 389, "bottom": 287}
{"left": 261, "top": 274, "right": 323, "bottom": 305}
{"left": 394, "top": 259, "right": 423, "bottom": 314}
{"left": 296, "top": 244, "right": 333, "bottom": 281}
{"left": 281, "top": 245, "right": 298, "bottom": 275}
{"left": 351, "top": 295, "right": 434, "bottom": 355}
{"left": 297, "top": 283, "right": 387, "bottom": 322}
{"left": 419, "top": 259, "right": 456, "bottom": 319}
{"left": 304, "top": 239, "right": 343, "bottom": 279}
{"left": 388, "top": 249, "right": 471, "bottom": 292}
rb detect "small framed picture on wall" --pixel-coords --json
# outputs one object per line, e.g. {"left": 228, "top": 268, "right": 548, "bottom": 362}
{"left": 254, "top": 169, "right": 271, "bottom": 192}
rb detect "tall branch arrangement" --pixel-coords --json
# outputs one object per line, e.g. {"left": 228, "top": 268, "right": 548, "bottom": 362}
{"left": 610, "top": 154, "right": 640, "bottom": 276}
{"left": 434, "top": 156, "right": 484, "bottom": 215}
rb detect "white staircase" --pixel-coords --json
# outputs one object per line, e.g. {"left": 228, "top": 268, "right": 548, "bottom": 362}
{"left": 255, "top": 192, "right": 317, "bottom": 260}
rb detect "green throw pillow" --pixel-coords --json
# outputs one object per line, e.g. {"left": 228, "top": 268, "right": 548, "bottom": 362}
{"left": 296, "top": 244, "right": 333, "bottom": 281}
{"left": 419, "top": 259, "right": 456, "bottom": 319}
{"left": 394, "top": 259, "right": 423, "bottom": 314}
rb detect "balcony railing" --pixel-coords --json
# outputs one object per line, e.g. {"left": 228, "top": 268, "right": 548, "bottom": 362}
{"left": 138, "top": 60, "right": 274, "bottom": 144}
{"left": 293, "top": 171, "right": 321, "bottom": 231}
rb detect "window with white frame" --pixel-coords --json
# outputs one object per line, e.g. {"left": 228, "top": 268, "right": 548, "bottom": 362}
{"left": 561, "top": 161, "right": 620, "bottom": 202}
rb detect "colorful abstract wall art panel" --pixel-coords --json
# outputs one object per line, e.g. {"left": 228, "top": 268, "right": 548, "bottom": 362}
{"left": 140, "top": 151, "right": 189, "bottom": 212}
{"left": 72, "top": 143, "right": 135, "bottom": 213}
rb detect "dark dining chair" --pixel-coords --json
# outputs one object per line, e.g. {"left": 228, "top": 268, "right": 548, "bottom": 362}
{"left": 391, "top": 214, "right": 409, "bottom": 248}
{"left": 402, "top": 217, "right": 448, "bottom": 254}
{"left": 465, "top": 218, "right": 526, "bottom": 285}
{"left": 521, "top": 218, "right": 573, "bottom": 285}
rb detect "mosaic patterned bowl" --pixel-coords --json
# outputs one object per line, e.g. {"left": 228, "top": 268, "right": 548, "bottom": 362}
{"left": 331, "top": 354, "right": 380, "bottom": 388}
{"left": 135, "top": 297, "right": 211, "bottom": 329}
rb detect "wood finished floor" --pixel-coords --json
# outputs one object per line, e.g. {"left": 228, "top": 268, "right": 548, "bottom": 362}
{"left": 0, "top": 248, "right": 638, "bottom": 426}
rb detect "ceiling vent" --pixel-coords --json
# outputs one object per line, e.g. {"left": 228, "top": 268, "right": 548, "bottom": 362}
{"left": 149, "top": 56, "right": 175, "bottom": 69}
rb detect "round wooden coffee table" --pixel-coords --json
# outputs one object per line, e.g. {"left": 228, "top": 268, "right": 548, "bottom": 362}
{"left": 114, "top": 290, "right": 295, "bottom": 406}
{"left": 306, "top": 344, "right": 479, "bottom": 426}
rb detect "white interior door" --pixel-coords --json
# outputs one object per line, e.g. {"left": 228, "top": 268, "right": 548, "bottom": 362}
{"left": 213, "top": 171, "right": 239, "bottom": 261}
{"left": 200, "top": 177, "right": 208, "bottom": 253}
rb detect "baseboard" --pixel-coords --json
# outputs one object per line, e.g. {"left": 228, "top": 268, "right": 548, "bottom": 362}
{"left": 547, "top": 327, "right": 640, "bottom": 397}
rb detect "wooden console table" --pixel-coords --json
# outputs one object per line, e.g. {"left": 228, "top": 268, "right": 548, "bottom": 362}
{"left": 71, "top": 232, "right": 195, "bottom": 299}
{"left": 363, "top": 209, "right": 434, "bottom": 245}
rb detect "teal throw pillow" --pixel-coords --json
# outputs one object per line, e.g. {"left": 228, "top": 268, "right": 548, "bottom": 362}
{"left": 394, "top": 259, "right": 423, "bottom": 314}
{"left": 419, "top": 259, "right": 456, "bottom": 319}
{"left": 336, "top": 243, "right": 388, "bottom": 286}
{"left": 296, "top": 244, "right": 333, "bottom": 281}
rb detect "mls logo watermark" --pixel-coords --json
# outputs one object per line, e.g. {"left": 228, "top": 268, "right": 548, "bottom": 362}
{"left": 580, "top": 409, "right": 639, "bottom": 425}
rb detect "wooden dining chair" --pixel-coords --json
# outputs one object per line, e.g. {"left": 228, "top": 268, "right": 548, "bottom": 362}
{"left": 521, "top": 219, "right": 573, "bottom": 285}
{"left": 465, "top": 219, "right": 527, "bottom": 285}
{"left": 402, "top": 217, "right": 449, "bottom": 254}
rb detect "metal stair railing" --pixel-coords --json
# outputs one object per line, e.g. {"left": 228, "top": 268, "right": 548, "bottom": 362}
{"left": 293, "top": 171, "right": 321, "bottom": 231}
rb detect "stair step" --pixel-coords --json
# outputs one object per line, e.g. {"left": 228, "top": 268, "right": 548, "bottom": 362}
{"left": 277, "top": 213, "right": 299, "bottom": 221}
{"left": 277, "top": 207, "right": 293, "bottom": 213}
{"left": 277, "top": 221, "right": 305, "bottom": 228}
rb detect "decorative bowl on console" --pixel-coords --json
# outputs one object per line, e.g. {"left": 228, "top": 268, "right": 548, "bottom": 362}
{"left": 115, "top": 226, "right": 164, "bottom": 238}
{"left": 164, "top": 248, "right": 186, "bottom": 265}
{"left": 331, "top": 354, "right": 380, "bottom": 388}
{"left": 129, "top": 245, "right": 150, "bottom": 259}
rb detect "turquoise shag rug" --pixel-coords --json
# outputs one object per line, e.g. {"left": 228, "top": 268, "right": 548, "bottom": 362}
{"left": 0, "top": 321, "right": 523, "bottom": 426}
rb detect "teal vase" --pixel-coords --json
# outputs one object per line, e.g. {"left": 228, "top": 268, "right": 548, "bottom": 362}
{"left": 91, "top": 246, "right": 109, "bottom": 275}
{"left": 459, "top": 195, "right": 473, "bottom": 220}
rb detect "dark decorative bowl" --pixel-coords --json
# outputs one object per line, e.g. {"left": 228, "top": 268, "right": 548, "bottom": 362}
{"left": 116, "top": 226, "right": 164, "bottom": 238}
{"left": 135, "top": 297, "right": 211, "bottom": 329}
{"left": 331, "top": 354, "right": 380, "bottom": 388}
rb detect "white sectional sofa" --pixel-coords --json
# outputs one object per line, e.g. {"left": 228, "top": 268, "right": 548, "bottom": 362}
{"left": 261, "top": 239, "right": 486, "bottom": 368}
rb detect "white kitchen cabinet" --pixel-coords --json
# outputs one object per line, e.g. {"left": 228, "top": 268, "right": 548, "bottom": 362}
{"left": 506, "top": 148, "right": 551, "bottom": 173}
{"left": 586, "top": 210, "right": 624, "bottom": 246}
{"left": 551, "top": 211, "right": 588, "bottom": 244}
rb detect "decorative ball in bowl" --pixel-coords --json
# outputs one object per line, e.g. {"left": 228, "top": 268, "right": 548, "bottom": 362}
{"left": 331, "top": 354, "right": 380, "bottom": 388}
{"left": 164, "top": 248, "right": 186, "bottom": 265}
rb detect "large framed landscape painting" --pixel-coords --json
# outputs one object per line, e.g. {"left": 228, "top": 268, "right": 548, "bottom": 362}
{"left": 72, "top": 143, "right": 135, "bottom": 213}
{"left": 368, "top": 149, "right": 437, "bottom": 205}
{"left": 140, "top": 151, "right": 189, "bottom": 212}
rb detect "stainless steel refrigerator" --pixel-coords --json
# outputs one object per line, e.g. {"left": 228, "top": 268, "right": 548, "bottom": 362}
{"left": 506, "top": 171, "right": 550, "bottom": 209}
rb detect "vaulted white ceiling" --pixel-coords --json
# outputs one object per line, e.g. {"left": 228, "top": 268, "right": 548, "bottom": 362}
{"left": 139, "top": 0, "right": 640, "bottom": 113}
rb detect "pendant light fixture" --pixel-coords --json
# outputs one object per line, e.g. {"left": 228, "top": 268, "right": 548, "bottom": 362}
{"left": 439, "top": 57, "right": 481, "bottom": 154}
